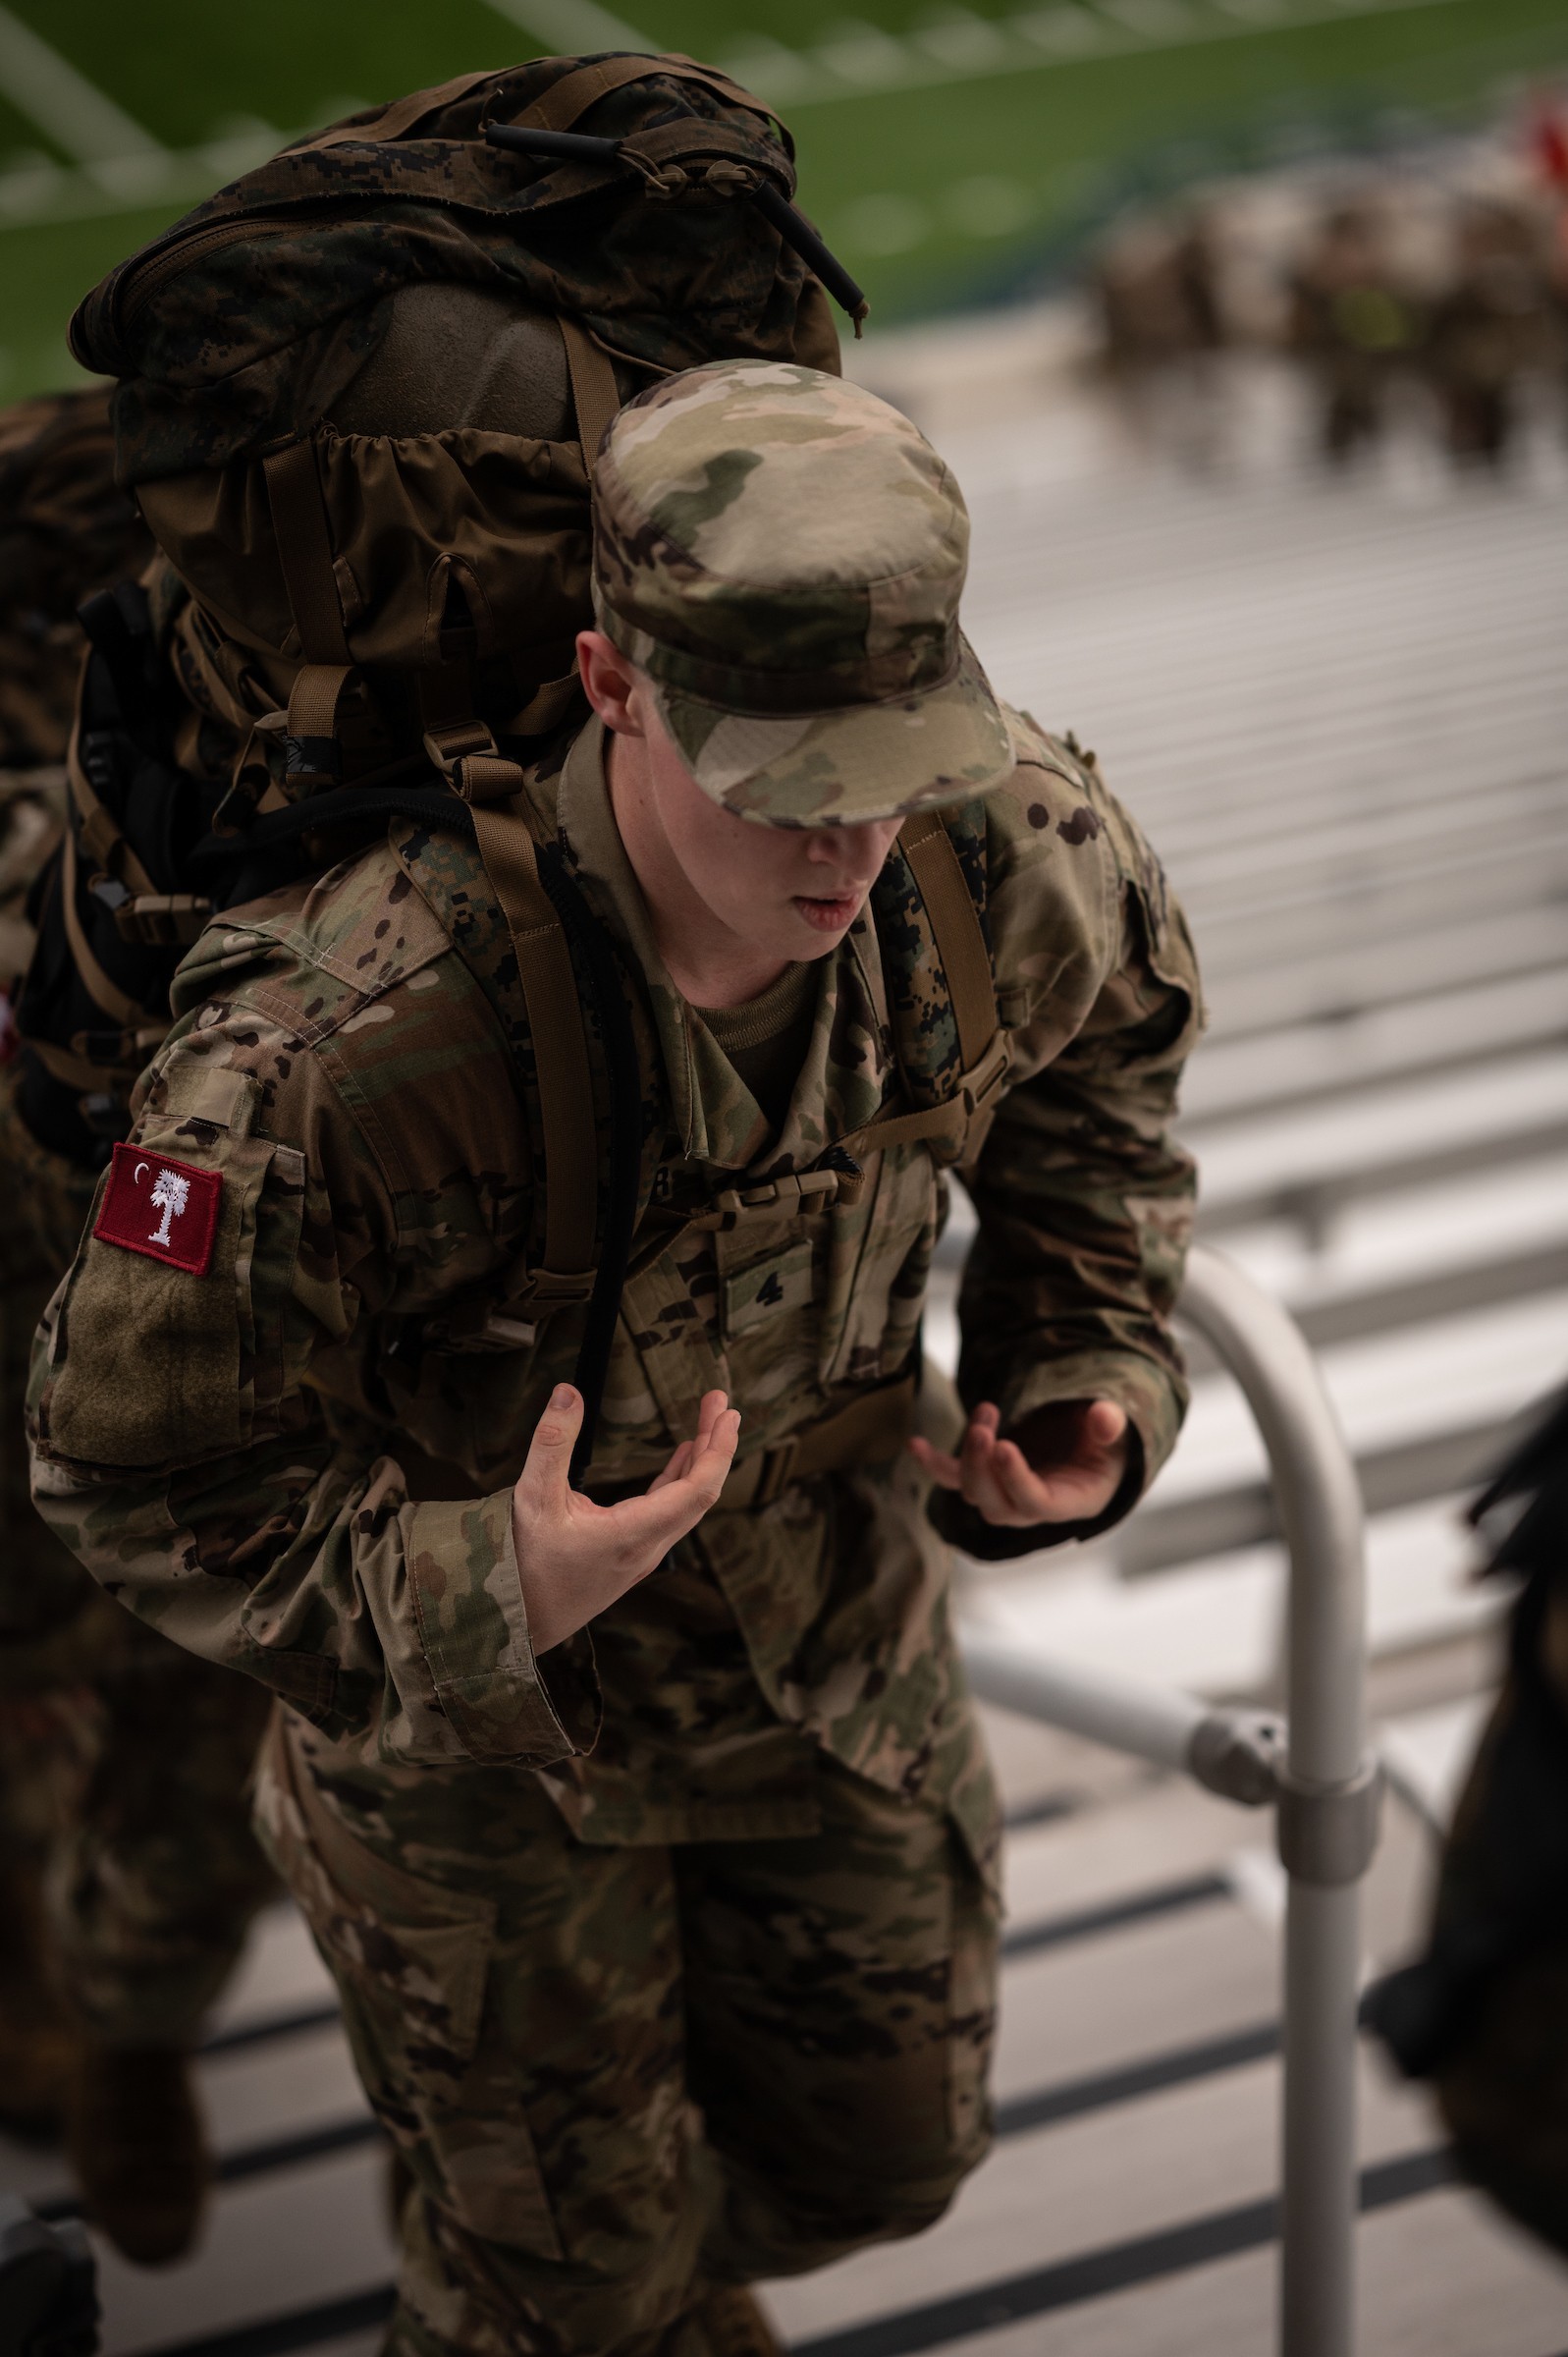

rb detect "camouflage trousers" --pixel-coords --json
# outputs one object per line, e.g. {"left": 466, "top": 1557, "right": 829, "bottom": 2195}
{"left": 0, "top": 1598, "right": 275, "bottom": 2045}
{"left": 256, "top": 1709, "right": 1000, "bottom": 2357}
{"left": 0, "top": 1066, "right": 274, "bottom": 2044}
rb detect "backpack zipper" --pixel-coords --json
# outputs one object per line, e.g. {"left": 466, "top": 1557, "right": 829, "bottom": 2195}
{"left": 117, "top": 217, "right": 298, "bottom": 332}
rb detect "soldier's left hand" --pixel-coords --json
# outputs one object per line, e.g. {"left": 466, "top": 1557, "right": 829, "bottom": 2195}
{"left": 910, "top": 1398, "right": 1129, "bottom": 1527}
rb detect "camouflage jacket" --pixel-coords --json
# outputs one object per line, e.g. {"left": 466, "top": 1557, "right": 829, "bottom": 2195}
{"left": 28, "top": 709, "right": 1202, "bottom": 1882}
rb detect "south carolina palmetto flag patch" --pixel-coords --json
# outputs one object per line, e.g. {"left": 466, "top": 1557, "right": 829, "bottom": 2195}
{"left": 93, "top": 1144, "right": 222, "bottom": 1277}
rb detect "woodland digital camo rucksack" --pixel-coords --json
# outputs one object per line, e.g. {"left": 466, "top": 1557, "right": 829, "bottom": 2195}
{"left": 16, "top": 51, "right": 861, "bottom": 1159}
{"left": 15, "top": 54, "right": 1011, "bottom": 1473}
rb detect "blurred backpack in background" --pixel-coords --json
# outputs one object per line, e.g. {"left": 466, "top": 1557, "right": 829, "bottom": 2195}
{"left": 17, "top": 52, "right": 853, "bottom": 1164}
{"left": 0, "top": 390, "right": 149, "bottom": 784}
{"left": 1364, "top": 1383, "right": 1568, "bottom": 2256}
{"left": 0, "top": 388, "right": 149, "bottom": 1022}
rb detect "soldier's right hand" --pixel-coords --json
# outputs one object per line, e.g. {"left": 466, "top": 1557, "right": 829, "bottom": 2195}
{"left": 511, "top": 1385, "right": 740, "bottom": 1654}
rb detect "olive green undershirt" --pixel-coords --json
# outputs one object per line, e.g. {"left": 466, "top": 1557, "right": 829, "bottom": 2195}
{"left": 696, "top": 960, "right": 820, "bottom": 1136}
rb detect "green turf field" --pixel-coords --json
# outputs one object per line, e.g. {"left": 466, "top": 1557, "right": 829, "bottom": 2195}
{"left": 1, "top": 0, "right": 1565, "bottom": 399}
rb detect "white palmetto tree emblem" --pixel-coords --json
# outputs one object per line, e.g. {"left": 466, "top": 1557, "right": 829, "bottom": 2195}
{"left": 147, "top": 1168, "right": 190, "bottom": 1247}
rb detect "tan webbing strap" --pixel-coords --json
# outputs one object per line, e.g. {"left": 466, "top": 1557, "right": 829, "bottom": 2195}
{"left": 286, "top": 663, "right": 356, "bottom": 743}
{"left": 310, "top": 69, "right": 503, "bottom": 149}
{"left": 465, "top": 797, "right": 599, "bottom": 1290}
{"left": 60, "top": 833, "right": 151, "bottom": 1033}
{"left": 507, "top": 667, "right": 584, "bottom": 740}
{"left": 512, "top": 53, "right": 776, "bottom": 138}
{"left": 775, "top": 1369, "right": 916, "bottom": 1482}
{"left": 586, "top": 1371, "right": 918, "bottom": 1509}
{"left": 27, "top": 1036, "right": 144, "bottom": 1097}
{"left": 559, "top": 317, "right": 622, "bottom": 479}
{"left": 263, "top": 443, "right": 351, "bottom": 666}
{"left": 67, "top": 717, "right": 157, "bottom": 897}
{"left": 833, "top": 810, "right": 1010, "bottom": 1168}
{"left": 898, "top": 807, "right": 999, "bottom": 1073}
{"left": 836, "top": 1096, "right": 971, "bottom": 1165}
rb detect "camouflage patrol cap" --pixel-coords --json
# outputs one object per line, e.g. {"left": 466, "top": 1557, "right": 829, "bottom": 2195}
{"left": 590, "top": 359, "right": 1012, "bottom": 825}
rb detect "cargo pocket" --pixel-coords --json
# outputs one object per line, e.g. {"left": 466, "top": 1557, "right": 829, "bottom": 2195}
{"left": 254, "top": 1717, "right": 563, "bottom": 2257}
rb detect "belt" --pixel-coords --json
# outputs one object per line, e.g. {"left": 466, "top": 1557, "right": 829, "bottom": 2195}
{"left": 583, "top": 1371, "right": 919, "bottom": 1512}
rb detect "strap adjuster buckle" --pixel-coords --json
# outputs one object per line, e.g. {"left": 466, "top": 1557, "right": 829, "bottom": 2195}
{"left": 961, "top": 1033, "right": 1011, "bottom": 1116}
{"left": 752, "top": 1438, "right": 799, "bottom": 1507}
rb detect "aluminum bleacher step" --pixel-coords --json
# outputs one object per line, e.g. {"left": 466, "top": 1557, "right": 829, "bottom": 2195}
{"left": 961, "top": 1491, "right": 1500, "bottom": 1699}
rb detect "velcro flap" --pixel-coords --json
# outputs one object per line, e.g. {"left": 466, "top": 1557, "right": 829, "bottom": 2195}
{"left": 723, "top": 1239, "right": 813, "bottom": 1340}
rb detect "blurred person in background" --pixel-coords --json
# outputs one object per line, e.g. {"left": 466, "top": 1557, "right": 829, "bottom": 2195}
{"left": 1287, "top": 198, "right": 1424, "bottom": 466}
{"left": 1092, "top": 206, "right": 1230, "bottom": 468}
{"left": 1424, "top": 199, "right": 1566, "bottom": 469}
{"left": 0, "top": 389, "right": 275, "bottom": 2268}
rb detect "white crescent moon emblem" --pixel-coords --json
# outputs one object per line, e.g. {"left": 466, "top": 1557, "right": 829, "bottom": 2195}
{"left": 134, "top": 1162, "right": 149, "bottom": 1184}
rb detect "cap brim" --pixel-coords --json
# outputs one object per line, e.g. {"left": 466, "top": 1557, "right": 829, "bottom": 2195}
{"left": 652, "top": 638, "right": 1014, "bottom": 827}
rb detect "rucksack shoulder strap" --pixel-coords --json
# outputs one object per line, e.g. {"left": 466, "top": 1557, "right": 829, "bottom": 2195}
{"left": 895, "top": 806, "right": 1000, "bottom": 1074}
{"left": 559, "top": 317, "right": 622, "bottom": 479}
{"left": 401, "top": 781, "right": 641, "bottom": 1484}
{"left": 843, "top": 804, "right": 1010, "bottom": 1169}
{"left": 464, "top": 790, "right": 601, "bottom": 1307}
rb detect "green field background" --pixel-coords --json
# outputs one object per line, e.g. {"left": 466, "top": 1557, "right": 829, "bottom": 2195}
{"left": 1, "top": 0, "right": 1566, "bottom": 400}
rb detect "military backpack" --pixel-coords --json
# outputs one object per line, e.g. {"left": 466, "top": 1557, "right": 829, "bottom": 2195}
{"left": 16, "top": 54, "right": 1010, "bottom": 1473}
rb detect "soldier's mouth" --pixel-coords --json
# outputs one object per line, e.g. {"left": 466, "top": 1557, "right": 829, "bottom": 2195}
{"left": 792, "top": 891, "right": 861, "bottom": 932}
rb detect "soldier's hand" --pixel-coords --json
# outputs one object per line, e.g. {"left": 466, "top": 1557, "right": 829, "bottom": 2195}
{"left": 910, "top": 1398, "right": 1128, "bottom": 1528}
{"left": 512, "top": 1385, "right": 740, "bottom": 1654}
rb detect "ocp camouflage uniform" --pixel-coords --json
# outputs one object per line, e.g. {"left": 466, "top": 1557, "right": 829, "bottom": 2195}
{"left": 29, "top": 366, "right": 1201, "bottom": 2350}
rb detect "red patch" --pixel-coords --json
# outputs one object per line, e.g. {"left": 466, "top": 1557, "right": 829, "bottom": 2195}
{"left": 93, "top": 1144, "right": 222, "bottom": 1276}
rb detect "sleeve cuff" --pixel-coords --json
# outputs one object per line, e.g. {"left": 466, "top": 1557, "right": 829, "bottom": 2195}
{"left": 930, "top": 1425, "right": 1147, "bottom": 1560}
{"left": 406, "top": 1493, "right": 601, "bottom": 1767}
{"left": 929, "top": 1346, "right": 1184, "bottom": 1561}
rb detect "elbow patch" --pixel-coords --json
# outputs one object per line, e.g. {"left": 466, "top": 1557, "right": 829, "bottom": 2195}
{"left": 36, "top": 1070, "right": 305, "bottom": 1470}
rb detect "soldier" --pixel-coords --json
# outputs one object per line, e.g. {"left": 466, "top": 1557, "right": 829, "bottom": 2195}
{"left": 1288, "top": 200, "right": 1421, "bottom": 466}
{"left": 1092, "top": 207, "right": 1229, "bottom": 466}
{"left": 0, "top": 389, "right": 273, "bottom": 2263}
{"left": 29, "top": 361, "right": 1202, "bottom": 2354}
{"left": 1425, "top": 199, "right": 1564, "bottom": 471}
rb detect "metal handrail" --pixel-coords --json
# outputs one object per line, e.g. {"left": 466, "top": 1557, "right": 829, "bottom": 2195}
{"left": 960, "top": 1241, "right": 1380, "bottom": 2357}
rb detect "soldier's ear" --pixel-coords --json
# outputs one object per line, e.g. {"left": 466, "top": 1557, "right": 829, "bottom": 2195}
{"left": 576, "top": 630, "right": 647, "bottom": 739}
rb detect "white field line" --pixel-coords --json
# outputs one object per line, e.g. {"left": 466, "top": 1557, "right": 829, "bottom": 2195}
{"left": 475, "top": 0, "right": 659, "bottom": 56}
{"left": 0, "top": 0, "right": 162, "bottom": 162}
{"left": 0, "top": 124, "right": 294, "bottom": 232}
{"left": 720, "top": 0, "right": 1470, "bottom": 108}
{"left": 0, "top": 0, "right": 1479, "bottom": 234}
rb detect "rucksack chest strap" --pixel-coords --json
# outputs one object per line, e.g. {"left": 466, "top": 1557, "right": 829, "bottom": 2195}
{"left": 837, "top": 1030, "right": 1011, "bottom": 1170}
